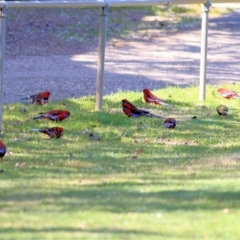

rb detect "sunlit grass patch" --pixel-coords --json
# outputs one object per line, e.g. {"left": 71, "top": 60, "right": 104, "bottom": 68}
{"left": 1, "top": 84, "right": 240, "bottom": 239}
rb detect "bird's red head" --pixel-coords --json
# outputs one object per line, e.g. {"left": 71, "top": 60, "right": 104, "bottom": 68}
{"left": 44, "top": 91, "right": 51, "bottom": 96}
{"left": 122, "top": 99, "right": 129, "bottom": 104}
{"left": 143, "top": 89, "right": 150, "bottom": 93}
{"left": 0, "top": 139, "right": 5, "bottom": 146}
{"left": 217, "top": 88, "right": 224, "bottom": 93}
{"left": 64, "top": 110, "right": 71, "bottom": 115}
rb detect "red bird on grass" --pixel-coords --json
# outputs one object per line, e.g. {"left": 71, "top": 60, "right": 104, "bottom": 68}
{"left": 163, "top": 118, "right": 177, "bottom": 129}
{"left": 122, "top": 99, "right": 163, "bottom": 118}
{"left": 217, "top": 88, "right": 240, "bottom": 99}
{"left": 20, "top": 91, "right": 51, "bottom": 105}
{"left": 143, "top": 88, "right": 170, "bottom": 106}
{"left": 0, "top": 139, "right": 7, "bottom": 159}
{"left": 30, "top": 127, "right": 64, "bottom": 138}
{"left": 32, "top": 110, "right": 70, "bottom": 122}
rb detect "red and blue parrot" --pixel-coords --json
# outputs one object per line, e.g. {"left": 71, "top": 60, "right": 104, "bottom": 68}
{"left": 32, "top": 110, "right": 70, "bottom": 122}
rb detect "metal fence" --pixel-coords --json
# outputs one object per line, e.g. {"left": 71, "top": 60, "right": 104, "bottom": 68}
{"left": 0, "top": 0, "right": 240, "bottom": 132}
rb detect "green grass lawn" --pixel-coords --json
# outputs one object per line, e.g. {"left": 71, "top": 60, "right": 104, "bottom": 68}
{"left": 1, "top": 84, "right": 240, "bottom": 240}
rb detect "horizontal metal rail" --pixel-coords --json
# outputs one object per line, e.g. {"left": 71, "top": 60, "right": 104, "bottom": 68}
{"left": 170, "top": 0, "right": 240, "bottom": 4}
{"left": 5, "top": 0, "right": 106, "bottom": 8}
{"left": 1, "top": 0, "right": 240, "bottom": 9}
{"left": 211, "top": 0, "right": 240, "bottom": 2}
{"left": 169, "top": 0, "right": 205, "bottom": 4}
{"left": 1, "top": 0, "right": 170, "bottom": 9}
{"left": 106, "top": 0, "right": 169, "bottom": 7}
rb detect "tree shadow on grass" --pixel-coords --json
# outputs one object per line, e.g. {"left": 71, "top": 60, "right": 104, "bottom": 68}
{"left": 1, "top": 226, "right": 169, "bottom": 239}
{"left": 1, "top": 179, "right": 240, "bottom": 213}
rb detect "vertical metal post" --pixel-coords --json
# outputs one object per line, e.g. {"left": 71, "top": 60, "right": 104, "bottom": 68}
{"left": 199, "top": 0, "right": 211, "bottom": 101}
{"left": 0, "top": 3, "right": 7, "bottom": 134}
{"left": 95, "top": 5, "right": 108, "bottom": 110}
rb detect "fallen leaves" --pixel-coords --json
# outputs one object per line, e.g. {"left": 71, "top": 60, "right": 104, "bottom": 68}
{"left": 157, "top": 138, "right": 200, "bottom": 146}
{"left": 15, "top": 162, "right": 27, "bottom": 167}
{"left": 124, "top": 148, "right": 144, "bottom": 159}
{"left": 133, "top": 137, "right": 200, "bottom": 146}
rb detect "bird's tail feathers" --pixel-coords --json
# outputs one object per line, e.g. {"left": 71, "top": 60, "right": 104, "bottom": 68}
{"left": 32, "top": 116, "right": 41, "bottom": 120}
{"left": 15, "top": 92, "right": 28, "bottom": 96}
{"left": 233, "top": 95, "right": 240, "bottom": 99}
{"left": 30, "top": 128, "right": 40, "bottom": 132}
{"left": 20, "top": 96, "right": 31, "bottom": 100}
{"left": 147, "top": 113, "right": 164, "bottom": 118}
{"left": 162, "top": 102, "right": 170, "bottom": 106}
{"left": 19, "top": 96, "right": 32, "bottom": 105}
{"left": 161, "top": 101, "right": 172, "bottom": 107}
{"left": 20, "top": 97, "right": 28, "bottom": 101}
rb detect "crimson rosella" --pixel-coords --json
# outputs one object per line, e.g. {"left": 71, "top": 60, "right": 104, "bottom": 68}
{"left": 163, "top": 118, "right": 177, "bottom": 129}
{"left": 20, "top": 91, "right": 51, "bottom": 105}
{"left": 32, "top": 110, "right": 70, "bottom": 122}
{"left": 122, "top": 99, "right": 163, "bottom": 118}
{"left": 217, "top": 88, "right": 240, "bottom": 99}
{"left": 30, "top": 127, "right": 64, "bottom": 138}
{"left": 216, "top": 105, "right": 228, "bottom": 116}
{"left": 0, "top": 139, "right": 7, "bottom": 159}
{"left": 143, "top": 88, "right": 170, "bottom": 106}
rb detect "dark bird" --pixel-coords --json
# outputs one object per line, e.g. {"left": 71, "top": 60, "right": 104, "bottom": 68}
{"left": 163, "top": 118, "right": 177, "bottom": 129}
{"left": 122, "top": 99, "right": 163, "bottom": 118}
{"left": 216, "top": 105, "right": 228, "bottom": 116}
{"left": 143, "top": 88, "right": 170, "bottom": 106}
{"left": 32, "top": 110, "right": 70, "bottom": 122}
{"left": 30, "top": 127, "right": 64, "bottom": 138}
{"left": 217, "top": 88, "right": 240, "bottom": 99}
{"left": 20, "top": 91, "right": 51, "bottom": 105}
{"left": 0, "top": 139, "right": 7, "bottom": 159}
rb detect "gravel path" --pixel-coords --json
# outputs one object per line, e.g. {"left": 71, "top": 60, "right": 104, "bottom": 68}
{"left": 3, "top": 5, "right": 240, "bottom": 104}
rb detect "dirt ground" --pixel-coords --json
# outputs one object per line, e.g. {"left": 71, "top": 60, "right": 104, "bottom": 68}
{"left": 3, "top": 5, "right": 240, "bottom": 104}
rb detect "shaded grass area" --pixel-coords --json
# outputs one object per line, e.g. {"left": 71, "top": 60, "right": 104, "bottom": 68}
{"left": 1, "top": 84, "right": 240, "bottom": 239}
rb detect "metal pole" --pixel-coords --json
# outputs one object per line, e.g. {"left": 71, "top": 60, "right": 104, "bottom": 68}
{"left": 199, "top": 0, "right": 211, "bottom": 101}
{"left": 95, "top": 5, "right": 108, "bottom": 110}
{"left": 0, "top": 3, "right": 7, "bottom": 135}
